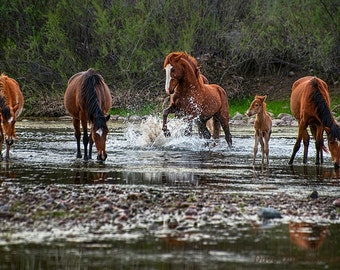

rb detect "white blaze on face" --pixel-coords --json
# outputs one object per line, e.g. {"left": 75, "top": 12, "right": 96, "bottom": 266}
{"left": 96, "top": 128, "right": 103, "bottom": 137}
{"left": 8, "top": 117, "right": 14, "bottom": 124}
{"left": 165, "top": 63, "right": 173, "bottom": 94}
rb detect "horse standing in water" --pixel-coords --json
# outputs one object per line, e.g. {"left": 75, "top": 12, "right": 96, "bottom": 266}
{"left": 0, "top": 74, "right": 24, "bottom": 160}
{"left": 289, "top": 76, "right": 340, "bottom": 168}
{"left": 64, "top": 69, "right": 112, "bottom": 161}
{"left": 163, "top": 52, "right": 210, "bottom": 136}
{"left": 163, "top": 52, "right": 232, "bottom": 147}
{"left": 246, "top": 95, "right": 272, "bottom": 166}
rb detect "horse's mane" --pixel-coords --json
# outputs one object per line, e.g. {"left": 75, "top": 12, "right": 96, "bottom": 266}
{"left": 311, "top": 77, "right": 340, "bottom": 140}
{"left": 0, "top": 75, "right": 11, "bottom": 120}
{"left": 81, "top": 69, "right": 108, "bottom": 130}
{"left": 164, "top": 52, "right": 204, "bottom": 82}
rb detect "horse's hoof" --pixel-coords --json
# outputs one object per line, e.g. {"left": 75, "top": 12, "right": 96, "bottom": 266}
{"left": 163, "top": 130, "right": 171, "bottom": 137}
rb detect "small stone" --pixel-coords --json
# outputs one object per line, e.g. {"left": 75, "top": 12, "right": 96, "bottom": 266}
{"left": 333, "top": 199, "right": 340, "bottom": 207}
{"left": 309, "top": 190, "right": 318, "bottom": 199}
{"left": 258, "top": 207, "right": 282, "bottom": 219}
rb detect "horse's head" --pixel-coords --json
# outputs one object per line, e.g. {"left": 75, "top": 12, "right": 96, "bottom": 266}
{"left": 246, "top": 95, "right": 267, "bottom": 117}
{"left": 164, "top": 52, "right": 199, "bottom": 95}
{"left": 0, "top": 104, "right": 20, "bottom": 145}
{"left": 325, "top": 131, "right": 340, "bottom": 168}
{"left": 92, "top": 115, "right": 110, "bottom": 161}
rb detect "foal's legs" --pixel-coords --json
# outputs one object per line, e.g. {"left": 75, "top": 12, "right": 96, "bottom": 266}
{"left": 264, "top": 131, "right": 271, "bottom": 166}
{"left": 253, "top": 130, "right": 260, "bottom": 165}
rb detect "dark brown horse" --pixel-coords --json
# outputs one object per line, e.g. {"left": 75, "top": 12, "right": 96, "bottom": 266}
{"left": 163, "top": 52, "right": 232, "bottom": 147}
{"left": 289, "top": 76, "right": 340, "bottom": 168}
{"left": 64, "top": 69, "right": 112, "bottom": 161}
{"left": 246, "top": 95, "right": 272, "bottom": 166}
{"left": 0, "top": 74, "right": 24, "bottom": 160}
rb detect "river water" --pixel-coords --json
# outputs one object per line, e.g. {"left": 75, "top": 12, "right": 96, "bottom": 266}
{"left": 0, "top": 117, "right": 339, "bottom": 269}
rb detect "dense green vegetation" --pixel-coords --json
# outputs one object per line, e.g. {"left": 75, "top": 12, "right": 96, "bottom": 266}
{"left": 1, "top": 0, "right": 340, "bottom": 116}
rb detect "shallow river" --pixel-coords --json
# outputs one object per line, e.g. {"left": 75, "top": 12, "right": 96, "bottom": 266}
{"left": 0, "top": 117, "right": 340, "bottom": 269}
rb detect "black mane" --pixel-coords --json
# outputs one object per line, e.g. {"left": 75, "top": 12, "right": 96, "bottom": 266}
{"left": 311, "top": 78, "right": 340, "bottom": 140}
{"left": 81, "top": 69, "right": 107, "bottom": 130}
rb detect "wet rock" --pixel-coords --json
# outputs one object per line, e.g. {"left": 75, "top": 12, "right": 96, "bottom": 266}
{"left": 309, "top": 190, "right": 318, "bottom": 199}
{"left": 258, "top": 207, "right": 282, "bottom": 219}
{"left": 333, "top": 199, "right": 340, "bottom": 207}
{"left": 185, "top": 207, "right": 198, "bottom": 216}
{"left": 233, "top": 112, "right": 244, "bottom": 120}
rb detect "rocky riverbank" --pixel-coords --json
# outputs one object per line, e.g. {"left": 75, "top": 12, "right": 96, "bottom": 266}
{"left": 1, "top": 182, "right": 340, "bottom": 245}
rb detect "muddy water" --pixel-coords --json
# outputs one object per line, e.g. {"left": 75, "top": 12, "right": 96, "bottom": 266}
{"left": 1, "top": 117, "right": 340, "bottom": 269}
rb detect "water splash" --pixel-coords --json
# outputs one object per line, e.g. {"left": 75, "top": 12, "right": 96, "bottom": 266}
{"left": 123, "top": 116, "right": 208, "bottom": 150}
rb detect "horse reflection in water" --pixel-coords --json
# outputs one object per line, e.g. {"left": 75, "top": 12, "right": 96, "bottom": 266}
{"left": 162, "top": 52, "right": 232, "bottom": 147}
{"left": 64, "top": 68, "right": 112, "bottom": 161}
{"left": 289, "top": 76, "right": 340, "bottom": 168}
{"left": 289, "top": 222, "right": 327, "bottom": 250}
{"left": 0, "top": 74, "right": 24, "bottom": 161}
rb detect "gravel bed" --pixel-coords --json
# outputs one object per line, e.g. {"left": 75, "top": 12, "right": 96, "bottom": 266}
{"left": 0, "top": 182, "right": 339, "bottom": 244}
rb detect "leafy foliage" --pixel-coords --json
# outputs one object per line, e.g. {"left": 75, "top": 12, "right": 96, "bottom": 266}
{"left": 1, "top": 0, "right": 339, "bottom": 116}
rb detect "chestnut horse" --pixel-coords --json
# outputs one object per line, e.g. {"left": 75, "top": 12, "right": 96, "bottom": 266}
{"left": 163, "top": 52, "right": 232, "bottom": 147}
{"left": 246, "top": 95, "right": 272, "bottom": 166}
{"left": 163, "top": 52, "right": 210, "bottom": 136}
{"left": 0, "top": 74, "right": 24, "bottom": 160}
{"left": 289, "top": 76, "right": 340, "bottom": 168}
{"left": 64, "top": 69, "right": 112, "bottom": 161}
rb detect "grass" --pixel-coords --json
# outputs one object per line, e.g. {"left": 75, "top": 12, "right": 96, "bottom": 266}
{"left": 110, "top": 97, "right": 339, "bottom": 118}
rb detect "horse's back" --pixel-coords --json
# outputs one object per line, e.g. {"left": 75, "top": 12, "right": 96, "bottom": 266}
{"left": 290, "top": 76, "right": 329, "bottom": 121}
{"left": 0, "top": 75, "right": 24, "bottom": 117}
{"left": 64, "top": 69, "right": 112, "bottom": 117}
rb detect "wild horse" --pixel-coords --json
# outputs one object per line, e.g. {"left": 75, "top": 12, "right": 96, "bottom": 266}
{"left": 162, "top": 52, "right": 232, "bottom": 147}
{"left": 64, "top": 68, "right": 112, "bottom": 161}
{"left": 289, "top": 76, "right": 340, "bottom": 168}
{"left": 246, "top": 95, "right": 272, "bottom": 166}
{"left": 0, "top": 74, "right": 24, "bottom": 160}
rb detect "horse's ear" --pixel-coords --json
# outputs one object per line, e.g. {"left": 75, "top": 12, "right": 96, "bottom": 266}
{"left": 263, "top": 95, "right": 267, "bottom": 101}
{"left": 105, "top": 115, "right": 110, "bottom": 122}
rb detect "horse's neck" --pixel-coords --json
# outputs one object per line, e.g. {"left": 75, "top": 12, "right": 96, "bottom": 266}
{"left": 255, "top": 107, "right": 270, "bottom": 129}
{"left": 178, "top": 77, "right": 201, "bottom": 95}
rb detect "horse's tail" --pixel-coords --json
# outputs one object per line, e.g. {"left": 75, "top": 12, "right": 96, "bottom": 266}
{"left": 81, "top": 69, "right": 104, "bottom": 123}
{"left": 311, "top": 77, "right": 340, "bottom": 140}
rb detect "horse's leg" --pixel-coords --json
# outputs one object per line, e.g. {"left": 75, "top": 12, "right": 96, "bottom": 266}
{"left": 218, "top": 114, "right": 232, "bottom": 147}
{"left": 162, "top": 106, "right": 176, "bottom": 137}
{"left": 0, "top": 124, "right": 4, "bottom": 161}
{"left": 253, "top": 130, "right": 259, "bottom": 165}
{"left": 264, "top": 131, "right": 270, "bottom": 166}
{"left": 289, "top": 124, "right": 307, "bottom": 165}
{"left": 80, "top": 118, "right": 89, "bottom": 160}
{"left": 312, "top": 125, "right": 324, "bottom": 165}
{"left": 197, "top": 118, "right": 211, "bottom": 139}
{"left": 212, "top": 116, "right": 221, "bottom": 140}
{"left": 4, "top": 141, "right": 11, "bottom": 161}
{"left": 72, "top": 118, "right": 82, "bottom": 158}
{"left": 89, "top": 130, "right": 94, "bottom": 160}
{"left": 302, "top": 129, "right": 310, "bottom": 164}
{"left": 184, "top": 120, "right": 193, "bottom": 136}
{"left": 259, "top": 133, "right": 265, "bottom": 166}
